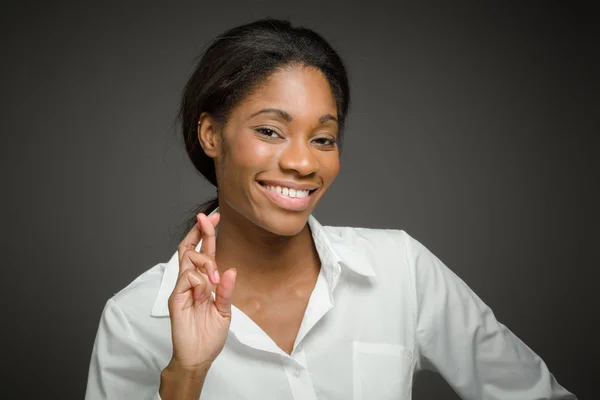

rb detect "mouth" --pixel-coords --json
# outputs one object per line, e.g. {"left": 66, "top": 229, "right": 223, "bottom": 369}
{"left": 256, "top": 181, "right": 319, "bottom": 212}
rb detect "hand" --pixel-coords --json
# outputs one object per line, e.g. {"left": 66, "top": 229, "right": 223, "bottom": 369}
{"left": 166, "top": 212, "right": 237, "bottom": 372}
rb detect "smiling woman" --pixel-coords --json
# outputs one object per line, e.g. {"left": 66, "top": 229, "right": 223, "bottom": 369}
{"left": 84, "top": 18, "right": 577, "bottom": 400}
{"left": 196, "top": 65, "right": 341, "bottom": 235}
{"left": 177, "top": 20, "right": 348, "bottom": 240}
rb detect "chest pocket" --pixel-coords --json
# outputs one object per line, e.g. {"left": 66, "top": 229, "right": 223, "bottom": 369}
{"left": 352, "top": 341, "right": 415, "bottom": 400}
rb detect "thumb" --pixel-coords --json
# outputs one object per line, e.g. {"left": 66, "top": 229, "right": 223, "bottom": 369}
{"left": 214, "top": 268, "right": 236, "bottom": 319}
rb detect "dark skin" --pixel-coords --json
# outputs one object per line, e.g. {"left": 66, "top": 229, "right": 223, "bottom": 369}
{"left": 214, "top": 209, "right": 322, "bottom": 354}
{"left": 199, "top": 64, "right": 340, "bottom": 354}
{"left": 160, "top": 64, "right": 340, "bottom": 399}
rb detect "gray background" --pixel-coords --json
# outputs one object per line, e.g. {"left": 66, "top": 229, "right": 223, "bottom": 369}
{"left": 1, "top": 1, "right": 597, "bottom": 399}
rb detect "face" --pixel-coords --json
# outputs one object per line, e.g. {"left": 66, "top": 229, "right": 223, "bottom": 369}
{"left": 199, "top": 64, "right": 340, "bottom": 236}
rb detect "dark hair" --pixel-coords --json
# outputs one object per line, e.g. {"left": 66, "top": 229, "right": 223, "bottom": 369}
{"left": 178, "top": 18, "right": 350, "bottom": 238}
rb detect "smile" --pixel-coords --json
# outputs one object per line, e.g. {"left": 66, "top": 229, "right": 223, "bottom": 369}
{"left": 256, "top": 181, "right": 318, "bottom": 211}
{"left": 264, "top": 184, "right": 310, "bottom": 198}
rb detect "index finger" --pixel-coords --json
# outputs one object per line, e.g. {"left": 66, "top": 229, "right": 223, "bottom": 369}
{"left": 177, "top": 217, "right": 203, "bottom": 270}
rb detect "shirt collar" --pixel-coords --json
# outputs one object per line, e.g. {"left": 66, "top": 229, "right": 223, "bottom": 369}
{"left": 151, "top": 209, "right": 376, "bottom": 317}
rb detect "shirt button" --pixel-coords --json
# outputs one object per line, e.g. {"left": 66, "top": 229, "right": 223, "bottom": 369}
{"left": 293, "top": 368, "right": 301, "bottom": 378}
{"left": 296, "top": 345, "right": 303, "bottom": 352}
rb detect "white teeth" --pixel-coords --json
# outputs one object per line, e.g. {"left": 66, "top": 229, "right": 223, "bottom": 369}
{"left": 265, "top": 185, "right": 311, "bottom": 199}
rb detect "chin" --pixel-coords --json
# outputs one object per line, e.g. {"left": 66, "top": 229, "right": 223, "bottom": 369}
{"left": 257, "top": 209, "right": 312, "bottom": 237}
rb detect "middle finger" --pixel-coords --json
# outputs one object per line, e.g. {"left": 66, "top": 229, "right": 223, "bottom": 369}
{"left": 180, "top": 249, "right": 219, "bottom": 286}
{"left": 198, "top": 213, "right": 217, "bottom": 260}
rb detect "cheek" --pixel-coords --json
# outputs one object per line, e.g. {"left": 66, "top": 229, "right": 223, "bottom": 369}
{"left": 228, "top": 136, "right": 277, "bottom": 172}
{"left": 320, "top": 153, "right": 340, "bottom": 182}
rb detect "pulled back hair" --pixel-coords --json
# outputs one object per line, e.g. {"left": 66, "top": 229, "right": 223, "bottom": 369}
{"left": 178, "top": 18, "right": 350, "bottom": 237}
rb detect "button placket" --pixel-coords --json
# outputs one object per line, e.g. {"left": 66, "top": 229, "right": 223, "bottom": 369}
{"left": 289, "top": 345, "right": 306, "bottom": 378}
{"left": 282, "top": 355, "right": 318, "bottom": 400}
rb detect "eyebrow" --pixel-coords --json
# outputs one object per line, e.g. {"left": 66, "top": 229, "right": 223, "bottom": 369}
{"left": 247, "top": 108, "right": 338, "bottom": 124}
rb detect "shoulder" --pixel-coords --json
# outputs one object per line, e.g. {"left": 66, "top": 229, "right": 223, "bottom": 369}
{"left": 101, "top": 261, "right": 169, "bottom": 337}
{"left": 110, "top": 263, "right": 166, "bottom": 311}
{"left": 320, "top": 224, "right": 424, "bottom": 275}
{"left": 90, "top": 260, "right": 173, "bottom": 369}
{"left": 320, "top": 224, "right": 444, "bottom": 279}
{"left": 322, "top": 224, "right": 416, "bottom": 254}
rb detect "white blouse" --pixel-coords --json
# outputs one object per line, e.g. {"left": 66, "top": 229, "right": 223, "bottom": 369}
{"left": 84, "top": 215, "right": 576, "bottom": 399}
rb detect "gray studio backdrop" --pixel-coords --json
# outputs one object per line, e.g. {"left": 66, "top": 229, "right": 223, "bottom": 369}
{"left": 2, "top": 1, "right": 596, "bottom": 399}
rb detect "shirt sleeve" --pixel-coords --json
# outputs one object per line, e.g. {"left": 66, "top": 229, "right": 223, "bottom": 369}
{"left": 85, "top": 299, "right": 163, "bottom": 400}
{"left": 407, "top": 234, "right": 577, "bottom": 400}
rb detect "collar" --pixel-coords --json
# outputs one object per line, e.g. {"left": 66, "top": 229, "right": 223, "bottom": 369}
{"left": 151, "top": 210, "right": 376, "bottom": 317}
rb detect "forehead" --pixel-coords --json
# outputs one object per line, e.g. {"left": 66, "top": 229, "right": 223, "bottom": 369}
{"left": 236, "top": 65, "right": 338, "bottom": 118}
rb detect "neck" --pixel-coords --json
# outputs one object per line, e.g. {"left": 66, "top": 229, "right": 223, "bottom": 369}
{"left": 214, "top": 203, "right": 320, "bottom": 293}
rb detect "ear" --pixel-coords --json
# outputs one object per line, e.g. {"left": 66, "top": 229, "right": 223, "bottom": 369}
{"left": 197, "top": 112, "right": 221, "bottom": 159}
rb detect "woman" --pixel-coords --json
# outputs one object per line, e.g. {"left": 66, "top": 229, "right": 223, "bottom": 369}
{"left": 84, "top": 19, "right": 576, "bottom": 400}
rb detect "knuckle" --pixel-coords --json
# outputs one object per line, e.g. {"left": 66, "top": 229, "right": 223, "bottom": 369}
{"left": 182, "top": 268, "right": 197, "bottom": 279}
{"left": 178, "top": 243, "right": 193, "bottom": 256}
{"left": 182, "top": 248, "right": 197, "bottom": 261}
{"left": 191, "top": 250, "right": 209, "bottom": 263}
{"left": 204, "top": 229, "right": 215, "bottom": 237}
{"left": 204, "top": 259, "right": 216, "bottom": 271}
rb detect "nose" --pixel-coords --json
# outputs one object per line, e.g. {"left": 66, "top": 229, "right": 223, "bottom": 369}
{"left": 278, "top": 138, "right": 319, "bottom": 176}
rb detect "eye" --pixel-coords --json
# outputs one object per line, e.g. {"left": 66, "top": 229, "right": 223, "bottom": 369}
{"left": 255, "top": 127, "right": 281, "bottom": 139}
{"left": 313, "top": 137, "right": 337, "bottom": 147}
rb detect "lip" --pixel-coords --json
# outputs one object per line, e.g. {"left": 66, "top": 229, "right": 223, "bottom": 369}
{"left": 257, "top": 179, "right": 320, "bottom": 191}
{"left": 256, "top": 181, "right": 315, "bottom": 212}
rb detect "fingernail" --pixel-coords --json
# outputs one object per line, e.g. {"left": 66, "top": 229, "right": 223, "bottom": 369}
{"left": 213, "top": 270, "right": 220, "bottom": 284}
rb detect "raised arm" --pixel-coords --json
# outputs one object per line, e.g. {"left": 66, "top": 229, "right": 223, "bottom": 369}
{"left": 85, "top": 212, "right": 237, "bottom": 400}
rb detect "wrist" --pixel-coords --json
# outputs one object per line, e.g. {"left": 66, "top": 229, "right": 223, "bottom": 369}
{"left": 165, "top": 358, "right": 212, "bottom": 376}
{"left": 159, "top": 359, "right": 212, "bottom": 400}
